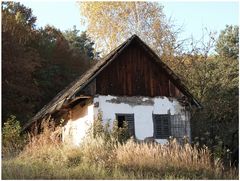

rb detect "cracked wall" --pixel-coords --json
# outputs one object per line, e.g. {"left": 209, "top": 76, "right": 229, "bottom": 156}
{"left": 94, "top": 95, "right": 191, "bottom": 144}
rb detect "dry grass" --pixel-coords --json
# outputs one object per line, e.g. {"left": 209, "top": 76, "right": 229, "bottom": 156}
{"left": 116, "top": 139, "right": 213, "bottom": 170}
{"left": 115, "top": 139, "right": 228, "bottom": 179}
{"left": 2, "top": 128, "right": 238, "bottom": 180}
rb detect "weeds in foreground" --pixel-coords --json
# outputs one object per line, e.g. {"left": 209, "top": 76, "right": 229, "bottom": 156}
{"left": 2, "top": 117, "right": 238, "bottom": 179}
{"left": 2, "top": 135, "right": 238, "bottom": 179}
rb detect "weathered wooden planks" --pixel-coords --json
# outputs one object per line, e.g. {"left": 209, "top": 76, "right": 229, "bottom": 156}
{"left": 96, "top": 41, "right": 182, "bottom": 97}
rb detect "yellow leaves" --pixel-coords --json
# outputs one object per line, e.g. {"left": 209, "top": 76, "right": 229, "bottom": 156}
{"left": 79, "top": 2, "right": 129, "bottom": 53}
{"left": 15, "top": 11, "right": 23, "bottom": 22}
{"left": 153, "top": 21, "right": 161, "bottom": 31}
{"left": 78, "top": 2, "right": 175, "bottom": 56}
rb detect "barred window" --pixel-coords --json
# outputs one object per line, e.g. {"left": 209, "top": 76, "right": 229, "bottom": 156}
{"left": 170, "top": 114, "right": 188, "bottom": 142}
{"left": 153, "top": 114, "right": 171, "bottom": 139}
{"left": 116, "top": 114, "right": 135, "bottom": 137}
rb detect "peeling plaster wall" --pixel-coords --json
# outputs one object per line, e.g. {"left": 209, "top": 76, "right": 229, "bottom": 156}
{"left": 62, "top": 95, "right": 191, "bottom": 146}
{"left": 93, "top": 95, "right": 191, "bottom": 144}
{"left": 62, "top": 104, "right": 94, "bottom": 146}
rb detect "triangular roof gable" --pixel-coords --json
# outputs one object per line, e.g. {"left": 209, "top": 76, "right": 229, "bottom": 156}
{"left": 24, "top": 35, "right": 201, "bottom": 130}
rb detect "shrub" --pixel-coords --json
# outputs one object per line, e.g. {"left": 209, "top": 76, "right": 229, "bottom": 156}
{"left": 111, "top": 119, "right": 130, "bottom": 143}
{"left": 92, "top": 112, "right": 105, "bottom": 138}
{"left": 2, "top": 115, "right": 25, "bottom": 156}
{"left": 91, "top": 112, "right": 130, "bottom": 144}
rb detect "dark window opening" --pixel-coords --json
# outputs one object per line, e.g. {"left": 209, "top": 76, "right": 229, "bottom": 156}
{"left": 117, "top": 115, "right": 125, "bottom": 128}
{"left": 116, "top": 114, "right": 135, "bottom": 137}
{"left": 153, "top": 114, "right": 171, "bottom": 139}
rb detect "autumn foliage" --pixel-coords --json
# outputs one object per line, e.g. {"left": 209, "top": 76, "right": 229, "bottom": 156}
{"left": 2, "top": 2, "right": 98, "bottom": 124}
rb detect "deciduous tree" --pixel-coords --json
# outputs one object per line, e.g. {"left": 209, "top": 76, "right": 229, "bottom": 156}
{"left": 79, "top": 2, "right": 177, "bottom": 58}
{"left": 2, "top": 1, "right": 41, "bottom": 123}
{"left": 216, "top": 25, "right": 239, "bottom": 60}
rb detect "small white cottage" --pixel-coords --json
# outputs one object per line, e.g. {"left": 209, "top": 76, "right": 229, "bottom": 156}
{"left": 24, "top": 35, "right": 201, "bottom": 146}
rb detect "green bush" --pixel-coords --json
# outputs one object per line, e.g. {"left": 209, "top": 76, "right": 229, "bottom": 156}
{"left": 2, "top": 115, "right": 25, "bottom": 156}
{"left": 91, "top": 112, "right": 130, "bottom": 144}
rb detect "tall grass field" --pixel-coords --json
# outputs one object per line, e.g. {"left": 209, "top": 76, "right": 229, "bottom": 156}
{"left": 2, "top": 127, "right": 238, "bottom": 180}
{"left": 2, "top": 117, "right": 239, "bottom": 180}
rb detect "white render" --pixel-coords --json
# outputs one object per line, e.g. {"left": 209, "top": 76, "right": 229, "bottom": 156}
{"left": 62, "top": 95, "right": 191, "bottom": 146}
{"left": 62, "top": 104, "right": 94, "bottom": 146}
{"left": 93, "top": 95, "right": 191, "bottom": 144}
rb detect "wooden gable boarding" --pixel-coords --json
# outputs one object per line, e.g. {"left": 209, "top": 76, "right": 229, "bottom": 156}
{"left": 95, "top": 40, "right": 182, "bottom": 97}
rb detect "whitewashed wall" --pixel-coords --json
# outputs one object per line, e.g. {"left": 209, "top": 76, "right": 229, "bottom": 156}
{"left": 62, "top": 104, "right": 94, "bottom": 146}
{"left": 62, "top": 95, "right": 191, "bottom": 146}
{"left": 93, "top": 95, "right": 191, "bottom": 144}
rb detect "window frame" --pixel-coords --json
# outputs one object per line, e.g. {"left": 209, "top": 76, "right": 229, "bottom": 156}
{"left": 153, "top": 114, "right": 171, "bottom": 139}
{"left": 115, "top": 113, "right": 135, "bottom": 137}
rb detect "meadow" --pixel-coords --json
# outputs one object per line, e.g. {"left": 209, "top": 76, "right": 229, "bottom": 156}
{"left": 2, "top": 124, "right": 238, "bottom": 180}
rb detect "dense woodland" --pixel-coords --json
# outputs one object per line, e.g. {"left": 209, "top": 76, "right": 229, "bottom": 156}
{"left": 2, "top": 1, "right": 239, "bottom": 167}
{"left": 2, "top": 2, "right": 99, "bottom": 124}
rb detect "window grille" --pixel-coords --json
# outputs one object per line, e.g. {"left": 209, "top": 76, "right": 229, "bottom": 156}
{"left": 116, "top": 114, "right": 135, "bottom": 137}
{"left": 153, "top": 114, "right": 170, "bottom": 139}
{"left": 170, "top": 114, "right": 188, "bottom": 142}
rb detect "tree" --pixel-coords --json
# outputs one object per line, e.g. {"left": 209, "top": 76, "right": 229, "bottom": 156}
{"left": 2, "top": 1, "right": 41, "bottom": 123}
{"left": 2, "top": 1, "right": 37, "bottom": 44}
{"left": 64, "top": 26, "right": 99, "bottom": 60}
{"left": 216, "top": 25, "right": 239, "bottom": 60}
{"left": 183, "top": 26, "right": 239, "bottom": 163}
{"left": 2, "top": 2, "right": 98, "bottom": 125}
{"left": 78, "top": 2, "right": 177, "bottom": 58}
{"left": 34, "top": 25, "right": 91, "bottom": 110}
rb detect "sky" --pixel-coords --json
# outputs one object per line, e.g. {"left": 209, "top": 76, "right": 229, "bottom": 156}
{"left": 21, "top": 1, "right": 239, "bottom": 42}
